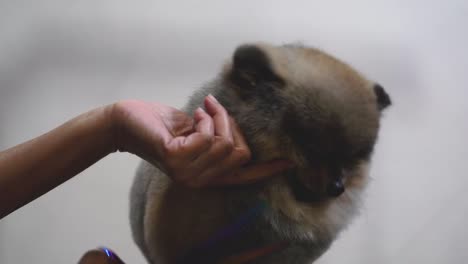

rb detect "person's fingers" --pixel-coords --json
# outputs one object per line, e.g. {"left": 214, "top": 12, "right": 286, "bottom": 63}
{"left": 230, "top": 117, "right": 249, "bottom": 151}
{"left": 193, "top": 107, "right": 214, "bottom": 139}
{"left": 78, "top": 248, "right": 125, "bottom": 264}
{"left": 158, "top": 108, "right": 221, "bottom": 185}
{"left": 185, "top": 137, "right": 235, "bottom": 187}
{"left": 191, "top": 144, "right": 251, "bottom": 187}
{"left": 210, "top": 160, "right": 294, "bottom": 186}
{"left": 164, "top": 107, "right": 214, "bottom": 161}
{"left": 187, "top": 118, "right": 252, "bottom": 187}
{"left": 156, "top": 108, "right": 214, "bottom": 171}
{"left": 204, "top": 94, "right": 233, "bottom": 143}
{"left": 163, "top": 133, "right": 212, "bottom": 169}
{"left": 158, "top": 96, "right": 290, "bottom": 188}
{"left": 229, "top": 117, "right": 252, "bottom": 164}
{"left": 177, "top": 104, "right": 239, "bottom": 187}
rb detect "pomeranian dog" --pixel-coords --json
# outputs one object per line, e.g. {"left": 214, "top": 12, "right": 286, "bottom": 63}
{"left": 129, "top": 42, "right": 391, "bottom": 264}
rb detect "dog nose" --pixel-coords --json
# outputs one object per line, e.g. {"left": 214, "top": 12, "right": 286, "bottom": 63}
{"left": 327, "top": 178, "right": 345, "bottom": 197}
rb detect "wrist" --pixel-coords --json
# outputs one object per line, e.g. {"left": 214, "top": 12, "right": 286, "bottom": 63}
{"left": 77, "top": 104, "right": 119, "bottom": 156}
{"left": 107, "top": 101, "right": 138, "bottom": 154}
{"left": 105, "top": 102, "right": 122, "bottom": 154}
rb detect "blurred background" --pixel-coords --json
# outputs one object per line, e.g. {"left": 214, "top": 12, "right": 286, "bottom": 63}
{"left": 1, "top": 1, "right": 467, "bottom": 263}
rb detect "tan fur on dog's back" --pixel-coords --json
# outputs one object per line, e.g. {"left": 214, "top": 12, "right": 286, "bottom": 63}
{"left": 141, "top": 165, "right": 230, "bottom": 262}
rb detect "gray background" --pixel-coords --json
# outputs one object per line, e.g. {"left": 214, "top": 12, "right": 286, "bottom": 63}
{"left": 1, "top": 1, "right": 467, "bottom": 263}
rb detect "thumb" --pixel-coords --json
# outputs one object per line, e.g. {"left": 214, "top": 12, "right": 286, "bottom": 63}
{"left": 78, "top": 248, "right": 125, "bottom": 264}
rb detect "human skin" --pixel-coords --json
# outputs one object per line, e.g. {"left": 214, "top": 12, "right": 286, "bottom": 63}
{"left": 0, "top": 95, "right": 291, "bottom": 263}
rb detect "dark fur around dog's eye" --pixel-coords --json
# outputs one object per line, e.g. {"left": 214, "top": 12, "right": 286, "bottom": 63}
{"left": 354, "top": 145, "right": 374, "bottom": 161}
{"left": 229, "top": 45, "right": 285, "bottom": 94}
{"left": 374, "top": 84, "right": 391, "bottom": 111}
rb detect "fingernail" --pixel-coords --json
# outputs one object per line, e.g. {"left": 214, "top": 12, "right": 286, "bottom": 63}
{"left": 196, "top": 107, "right": 207, "bottom": 113}
{"left": 98, "top": 247, "right": 125, "bottom": 264}
{"left": 207, "top": 94, "right": 219, "bottom": 104}
{"left": 194, "top": 107, "right": 206, "bottom": 121}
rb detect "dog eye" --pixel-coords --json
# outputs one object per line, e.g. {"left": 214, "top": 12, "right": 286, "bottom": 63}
{"left": 327, "top": 172, "right": 345, "bottom": 197}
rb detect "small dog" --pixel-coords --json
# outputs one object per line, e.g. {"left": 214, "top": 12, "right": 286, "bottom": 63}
{"left": 129, "top": 42, "right": 391, "bottom": 264}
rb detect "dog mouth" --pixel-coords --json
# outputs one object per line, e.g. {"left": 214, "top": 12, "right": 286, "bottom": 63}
{"left": 287, "top": 168, "right": 345, "bottom": 203}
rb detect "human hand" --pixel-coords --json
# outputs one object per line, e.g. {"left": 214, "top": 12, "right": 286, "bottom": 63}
{"left": 110, "top": 95, "right": 291, "bottom": 187}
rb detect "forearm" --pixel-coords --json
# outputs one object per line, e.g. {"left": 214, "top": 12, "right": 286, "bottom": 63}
{"left": 0, "top": 105, "right": 116, "bottom": 219}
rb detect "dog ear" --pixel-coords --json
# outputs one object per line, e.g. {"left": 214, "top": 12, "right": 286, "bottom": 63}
{"left": 229, "top": 45, "right": 284, "bottom": 91}
{"left": 374, "top": 84, "right": 391, "bottom": 111}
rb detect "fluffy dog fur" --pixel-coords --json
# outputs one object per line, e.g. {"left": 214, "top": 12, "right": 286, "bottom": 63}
{"left": 129, "top": 42, "right": 391, "bottom": 264}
